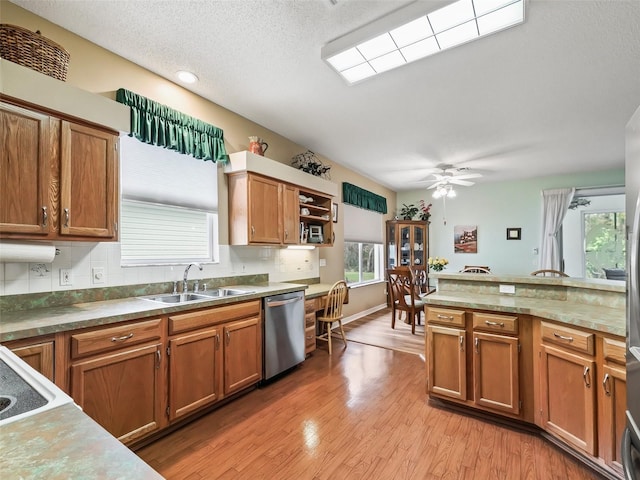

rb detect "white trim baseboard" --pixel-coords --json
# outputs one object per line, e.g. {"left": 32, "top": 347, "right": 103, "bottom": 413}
{"left": 341, "top": 303, "right": 387, "bottom": 325}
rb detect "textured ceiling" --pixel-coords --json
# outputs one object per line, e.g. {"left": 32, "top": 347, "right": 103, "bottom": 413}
{"left": 11, "top": 0, "right": 640, "bottom": 191}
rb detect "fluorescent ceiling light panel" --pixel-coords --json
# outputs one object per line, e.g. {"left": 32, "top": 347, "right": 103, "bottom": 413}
{"left": 390, "top": 16, "right": 433, "bottom": 48}
{"left": 436, "top": 20, "right": 479, "bottom": 50}
{"left": 322, "top": 0, "right": 525, "bottom": 85}
{"left": 428, "top": 0, "right": 475, "bottom": 34}
{"left": 357, "top": 33, "right": 397, "bottom": 60}
{"left": 477, "top": 0, "right": 524, "bottom": 35}
{"left": 370, "top": 50, "right": 406, "bottom": 73}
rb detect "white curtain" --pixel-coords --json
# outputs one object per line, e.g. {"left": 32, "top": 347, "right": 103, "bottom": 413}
{"left": 539, "top": 188, "right": 575, "bottom": 271}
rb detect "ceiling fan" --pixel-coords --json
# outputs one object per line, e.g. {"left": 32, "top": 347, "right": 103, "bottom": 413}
{"left": 425, "top": 164, "right": 483, "bottom": 191}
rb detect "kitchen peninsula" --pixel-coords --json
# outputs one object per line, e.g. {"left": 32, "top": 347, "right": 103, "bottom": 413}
{"left": 423, "top": 272, "right": 626, "bottom": 479}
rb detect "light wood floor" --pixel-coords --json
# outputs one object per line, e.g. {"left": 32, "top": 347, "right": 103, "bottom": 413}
{"left": 137, "top": 341, "right": 598, "bottom": 479}
{"left": 342, "top": 307, "right": 424, "bottom": 356}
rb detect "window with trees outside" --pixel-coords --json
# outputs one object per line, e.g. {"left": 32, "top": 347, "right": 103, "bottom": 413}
{"left": 344, "top": 242, "right": 384, "bottom": 285}
{"left": 342, "top": 203, "right": 384, "bottom": 285}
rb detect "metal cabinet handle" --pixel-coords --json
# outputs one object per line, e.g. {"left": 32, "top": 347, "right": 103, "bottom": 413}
{"left": 602, "top": 373, "right": 611, "bottom": 396}
{"left": 485, "top": 320, "right": 505, "bottom": 327}
{"left": 64, "top": 208, "right": 70, "bottom": 227}
{"left": 156, "top": 349, "right": 161, "bottom": 368}
{"left": 553, "top": 332, "right": 574, "bottom": 342}
{"left": 284, "top": 229, "right": 288, "bottom": 239}
{"left": 459, "top": 335, "right": 464, "bottom": 352}
{"left": 42, "top": 206, "right": 48, "bottom": 227}
{"left": 437, "top": 314, "right": 453, "bottom": 320}
{"left": 215, "top": 333, "right": 220, "bottom": 350}
{"left": 583, "top": 366, "right": 591, "bottom": 388}
{"left": 474, "top": 337, "right": 479, "bottom": 353}
{"left": 111, "top": 333, "right": 134, "bottom": 342}
{"left": 251, "top": 225, "right": 255, "bottom": 237}
{"left": 226, "top": 330, "right": 230, "bottom": 346}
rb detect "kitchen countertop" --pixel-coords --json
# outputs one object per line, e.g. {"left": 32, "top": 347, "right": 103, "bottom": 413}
{"left": 0, "top": 403, "right": 163, "bottom": 479}
{"left": 0, "top": 282, "right": 324, "bottom": 342}
{"left": 423, "top": 291, "right": 625, "bottom": 337}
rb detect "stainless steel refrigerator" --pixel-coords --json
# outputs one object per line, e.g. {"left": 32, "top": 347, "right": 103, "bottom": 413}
{"left": 624, "top": 104, "right": 640, "bottom": 479}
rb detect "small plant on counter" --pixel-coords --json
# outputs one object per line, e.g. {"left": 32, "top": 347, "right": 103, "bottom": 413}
{"left": 428, "top": 256, "right": 449, "bottom": 272}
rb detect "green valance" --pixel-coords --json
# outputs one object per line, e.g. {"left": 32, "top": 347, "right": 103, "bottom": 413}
{"left": 342, "top": 182, "right": 388, "bottom": 214}
{"left": 116, "top": 88, "right": 228, "bottom": 163}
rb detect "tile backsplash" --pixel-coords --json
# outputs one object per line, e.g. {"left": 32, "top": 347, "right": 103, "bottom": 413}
{"left": 0, "top": 242, "right": 319, "bottom": 296}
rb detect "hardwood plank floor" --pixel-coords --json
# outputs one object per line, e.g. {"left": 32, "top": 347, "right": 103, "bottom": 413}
{"left": 137, "top": 342, "right": 598, "bottom": 479}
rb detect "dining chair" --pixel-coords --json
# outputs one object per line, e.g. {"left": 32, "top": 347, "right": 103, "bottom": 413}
{"left": 387, "top": 268, "right": 427, "bottom": 335}
{"left": 316, "top": 280, "right": 348, "bottom": 355}
{"left": 460, "top": 265, "right": 491, "bottom": 273}
{"left": 530, "top": 269, "right": 569, "bottom": 277}
{"left": 410, "top": 265, "right": 430, "bottom": 296}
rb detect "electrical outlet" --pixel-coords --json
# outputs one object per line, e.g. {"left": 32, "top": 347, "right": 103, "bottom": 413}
{"left": 319, "top": 258, "right": 327, "bottom": 267}
{"left": 92, "top": 267, "right": 105, "bottom": 285}
{"left": 60, "top": 268, "right": 72, "bottom": 286}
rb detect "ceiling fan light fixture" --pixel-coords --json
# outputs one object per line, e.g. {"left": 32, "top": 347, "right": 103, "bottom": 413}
{"left": 321, "top": 0, "right": 525, "bottom": 85}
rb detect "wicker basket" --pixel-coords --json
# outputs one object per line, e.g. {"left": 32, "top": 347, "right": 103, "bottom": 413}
{"left": 0, "top": 24, "right": 70, "bottom": 81}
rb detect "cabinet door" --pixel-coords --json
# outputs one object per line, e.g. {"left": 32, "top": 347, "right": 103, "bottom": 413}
{"left": 247, "top": 175, "right": 281, "bottom": 243}
{"left": 224, "top": 317, "right": 262, "bottom": 395}
{"left": 0, "top": 103, "right": 51, "bottom": 235}
{"left": 70, "top": 343, "right": 164, "bottom": 445}
{"left": 473, "top": 332, "right": 519, "bottom": 415}
{"left": 599, "top": 364, "right": 627, "bottom": 471}
{"left": 411, "top": 224, "right": 426, "bottom": 267}
{"left": 168, "top": 327, "right": 222, "bottom": 421}
{"left": 399, "top": 225, "right": 411, "bottom": 266}
{"left": 60, "top": 121, "right": 117, "bottom": 238}
{"left": 427, "top": 325, "right": 466, "bottom": 400}
{"left": 9, "top": 341, "right": 54, "bottom": 382}
{"left": 540, "top": 345, "right": 596, "bottom": 455}
{"left": 283, "top": 184, "right": 299, "bottom": 244}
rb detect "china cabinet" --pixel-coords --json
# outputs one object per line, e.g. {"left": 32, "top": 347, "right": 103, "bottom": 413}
{"left": 385, "top": 220, "right": 429, "bottom": 269}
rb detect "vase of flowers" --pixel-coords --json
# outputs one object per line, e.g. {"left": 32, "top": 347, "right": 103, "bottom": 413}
{"left": 428, "top": 256, "right": 449, "bottom": 272}
{"left": 419, "top": 200, "right": 432, "bottom": 221}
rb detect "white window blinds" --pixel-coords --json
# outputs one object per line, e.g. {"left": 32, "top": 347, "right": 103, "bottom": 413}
{"left": 343, "top": 204, "right": 384, "bottom": 243}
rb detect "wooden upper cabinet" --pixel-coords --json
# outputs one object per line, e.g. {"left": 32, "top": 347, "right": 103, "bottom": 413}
{"left": 59, "top": 121, "right": 117, "bottom": 238}
{"left": 248, "top": 174, "right": 282, "bottom": 243}
{"left": 0, "top": 101, "right": 119, "bottom": 241}
{"left": 282, "top": 184, "right": 299, "bottom": 244}
{"left": 0, "top": 103, "right": 52, "bottom": 236}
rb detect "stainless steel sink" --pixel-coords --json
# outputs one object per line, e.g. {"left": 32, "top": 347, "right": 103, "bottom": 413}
{"left": 139, "top": 293, "right": 214, "bottom": 304}
{"left": 202, "top": 288, "right": 256, "bottom": 297}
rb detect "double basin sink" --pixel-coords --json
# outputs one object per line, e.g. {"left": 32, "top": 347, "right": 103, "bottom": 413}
{"left": 140, "top": 288, "right": 255, "bottom": 305}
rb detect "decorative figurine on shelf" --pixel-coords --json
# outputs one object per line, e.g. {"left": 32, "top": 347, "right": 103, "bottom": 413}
{"left": 291, "top": 150, "right": 331, "bottom": 179}
{"left": 248, "top": 136, "right": 268, "bottom": 156}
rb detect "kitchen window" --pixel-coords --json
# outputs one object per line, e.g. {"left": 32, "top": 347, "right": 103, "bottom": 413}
{"left": 343, "top": 204, "right": 384, "bottom": 285}
{"left": 119, "top": 135, "right": 219, "bottom": 265}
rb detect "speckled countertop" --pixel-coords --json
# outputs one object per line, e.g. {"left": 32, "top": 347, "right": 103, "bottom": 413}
{"left": 423, "top": 292, "right": 626, "bottom": 337}
{"left": 0, "top": 282, "right": 331, "bottom": 342}
{"left": 0, "top": 404, "right": 163, "bottom": 479}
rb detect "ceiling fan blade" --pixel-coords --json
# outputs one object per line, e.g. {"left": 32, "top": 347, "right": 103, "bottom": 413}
{"left": 451, "top": 173, "right": 482, "bottom": 180}
{"left": 450, "top": 179, "right": 475, "bottom": 186}
{"left": 426, "top": 182, "right": 443, "bottom": 189}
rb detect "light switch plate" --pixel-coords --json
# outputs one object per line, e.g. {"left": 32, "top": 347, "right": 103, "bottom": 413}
{"left": 499, "top": 284, "right": 515, "bottom": 294}
{"left": 92, "top": 267, "right": 105, "bottom": 284}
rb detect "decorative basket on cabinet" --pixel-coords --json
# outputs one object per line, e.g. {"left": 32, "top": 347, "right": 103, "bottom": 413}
{"left": 0, "top": 24, "right": 70, "bottom": 81}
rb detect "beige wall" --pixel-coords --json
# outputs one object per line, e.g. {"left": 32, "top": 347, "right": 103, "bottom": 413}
{"left": 1, "top": 2, "right": 396, "bottom": 315}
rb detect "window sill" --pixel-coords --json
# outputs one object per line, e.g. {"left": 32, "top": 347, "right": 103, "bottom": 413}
{"left": 346, "top": 279, "right": 385, "bottom": 289}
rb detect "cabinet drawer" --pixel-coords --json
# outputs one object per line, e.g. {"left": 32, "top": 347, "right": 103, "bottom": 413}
{"left": 305, "top": 298, "right": 317, "bottom": 314}
{"left": 169, "top": 300, "right": 261, "bottom": 335}
{"left": 427, "top": 307, "right": 465, "bottom": 327}
{"left": 541, "top": 322, "right": 595, "bottom": 355}
{"left": 305, "top": 326, "right": 316, "bottom": 352}
{"left": 71, "top": 318, "right": 163, "bottom": 359}
{"left": 602, "top": 337, "right": 626, "bottom": 365}
{"left": 305, "top": 312, "right": 316, "bottom": 328}
{"left": 472, "top": 312, "right": 518, "bottom": 335}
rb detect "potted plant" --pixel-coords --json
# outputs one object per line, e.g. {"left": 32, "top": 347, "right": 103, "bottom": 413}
{"left": 418, "top": 200, "right": 432, "bottom": 221}
{"left": 400, "top": 203, "right": 419, "bottom": 220}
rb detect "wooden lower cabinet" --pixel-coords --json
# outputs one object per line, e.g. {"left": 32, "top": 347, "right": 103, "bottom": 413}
{"left": 70, "top": 342, "right": 165, "bottom": 445}
{"left": 8, "top": 340, "right": 54, "bottom": 382}
{"left": 427, "top": 325, "right": 466, "bottom": 400}
{"left": 304, "top": 298, "right": 317, "bottom": 355}
{"left": 539, "top": 344, "right": 597, "bottom": 455}
{"left": 224, "top": 316, "right": 262, "bottom": 395}
{"left": 168, "top": 327, "right": 222, "bottom": 421}
{"left": 473, "top": 332, "right": 520, "bottom": 415}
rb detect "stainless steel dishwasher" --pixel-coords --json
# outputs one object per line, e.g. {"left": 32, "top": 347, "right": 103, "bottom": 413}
{"left": 263, "top": 291, "right": 305, "bottom": 380}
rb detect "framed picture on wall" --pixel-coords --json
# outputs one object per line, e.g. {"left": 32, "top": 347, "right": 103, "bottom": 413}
{"left": 454, "top": 225, "right": 477, "bottom": 253}
{"left": 506, "top": 227, "right": 521, "bottom": 240}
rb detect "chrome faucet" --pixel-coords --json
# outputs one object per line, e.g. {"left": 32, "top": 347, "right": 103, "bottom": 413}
{"left": 183, "top": 263, "right": 203, "bottom": 293}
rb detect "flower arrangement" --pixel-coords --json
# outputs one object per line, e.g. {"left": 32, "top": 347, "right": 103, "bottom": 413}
{"left": 418, "top": 200, "right": 432, "bottom": 221}
{"left": 428, "top": 256, "right": 449, "bottom": 272}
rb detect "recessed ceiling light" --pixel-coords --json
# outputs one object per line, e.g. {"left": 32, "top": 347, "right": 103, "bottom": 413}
{"left": 322, "top": 0, "right": 525, "bottom": 85}
{"left": 176, "top": 70, "right": 198, "bottom": 84}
